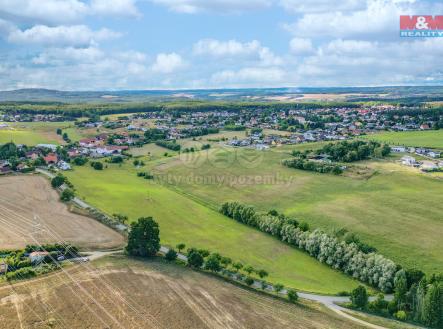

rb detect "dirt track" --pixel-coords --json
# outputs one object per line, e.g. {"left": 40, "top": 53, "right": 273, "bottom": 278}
{"left": 0, "top": 175, "right": 124, "bottom": 250}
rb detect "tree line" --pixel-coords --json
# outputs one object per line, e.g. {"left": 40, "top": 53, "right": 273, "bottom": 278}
{"left": 220, "top": 202, "right": 399, "bottom": 292}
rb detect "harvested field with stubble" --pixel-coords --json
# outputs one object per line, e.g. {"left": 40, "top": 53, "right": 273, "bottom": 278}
{"left": 0, "top": 255, "right": 365, "bottom": 329}
{"left": 0, "top": 175, "right": 124, "bottom": 250}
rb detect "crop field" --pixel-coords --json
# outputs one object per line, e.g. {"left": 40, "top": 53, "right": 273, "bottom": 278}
{"left": 64, "top": 162, "right": 361, "bottom": 294}
{"left": 0, "top": 255, "right": 364, "bottom": 329}
{"left": 0, "top": 122, "right": 70, "bottom": 145}
{"left": 0, "top": 175, "right": 124, "bottom": 250}
{"left": 151, "top": 146, "right": 443, "bottom": 275}
{"left": 362, "top": 130, "right": 443, "bottom": 149}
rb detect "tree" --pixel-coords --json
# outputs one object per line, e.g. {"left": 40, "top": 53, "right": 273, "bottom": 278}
{"left": 422, "top": 282, "right": 442, "bottom": 328}
{"left": 204, "top": 254, "right": 222, "bottom": 272}
{"left": 245, "top": 276, "right": 254, "bottom": 286}
{"left": 394, "top": 269, "right": 408, "bottom": 310}
{"left": 351, "top": 286, "right": 368, "bottom": 309}
{"left": 126, "top": 217, "right": 160, "bottom": 257}
{"left": 232, "top": 262, "right": 243, "bottom": 272}
{"left": 56, "top": 128, "right": 62, "bottom": 135}
{"left": 73, "top": 157, "right": 88, "bottom": 166}
{"left": 60, "top": 188, "right": 74, "bottom": 202}
{"left": 92, "top": 162, "right": 103, "bottom": 170}
{"left": 220, "top": 256, "right": 232, "bottom": 267}
{"left": 165, "top": 249, "right": 177, "bottom": 261}
{"left": 244, "top": 265, "right": 254, "bottom": 275}
{"left": 257, "top": 269, "right": 268, "bottom": 279}
{"left": 187, "top": 249, "right": 204, "bottom": 268}
{"left": 287, "top": 289, "right": 298, "bottom": 303}
{"left": 51, "top": 175, "right": 65, "bottom": 188}
{"left": 176, "top": 243, "right": 186, "bottom": 253}
{"left": 274, "top": 283, "right": 284, "bottom": 294}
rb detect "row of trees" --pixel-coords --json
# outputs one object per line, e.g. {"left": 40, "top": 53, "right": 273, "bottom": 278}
{"left": 318, "top": 140, "right": 391, "bottom": 162}
{"left": 155, "top": 140, "right": 181, "bottom": 151}
{"left": 220, "top": 202, "right": 397, "bottom": 292}
{"left": 282, "top": 158, "right": 343, "bottom": 175}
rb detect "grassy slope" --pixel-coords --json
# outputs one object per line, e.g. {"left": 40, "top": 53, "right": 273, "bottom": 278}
{"left": 65, "top": 163, "right": 361, "bottom": 294}
{"left": 362, "top": 130, "right": 443, "bottom": 149}
{"left": 153, "top": 146, "right": 443, "bottom": 274}
{"left": 0, "top": 122, "right": 68, "bottom": 145}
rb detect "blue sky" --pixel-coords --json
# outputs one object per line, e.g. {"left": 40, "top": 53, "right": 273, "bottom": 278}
{"left": 0, "top": 0, "right": 442, "bottom": 90}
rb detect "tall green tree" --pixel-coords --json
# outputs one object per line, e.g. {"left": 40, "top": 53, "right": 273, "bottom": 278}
{"left": 394, "top": 269, "right": 408, "bottom": 310}
{"left": 126, "top": 217, "right": 160, "bottom": 257}
{"left": 422, "top": 282, "right": 442, "bottom": 328}
{"left": 351, "top": 286, "right": 368, "bottom": 309}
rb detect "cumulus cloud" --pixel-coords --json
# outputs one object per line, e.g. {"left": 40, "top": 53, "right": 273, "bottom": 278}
{"left": 194, "top": 39, "right": 261, "bottom": 56}
{"left": 211, "top": 67, "right": 285, "bottom": 85}
{"left": 91, "top": 0, "right": 141, "bottom": 18}
{"left": 279, "top": 0, "right": 365, "bottom": 14}
{"left": 8, "top": 25, "right": 121, "bottom": 47}
{"left": 193, "top": 39, "right": 282, "bottom": 66}
{"left": 151, "top": 0, "right": 272, "bottom": 13}
{"left": 0, "top": 0, "right": 88, "bottom": 24}
{"left": 290, "top": 37, "right": 314, "bottom": 55}
{"left": 151, "top": 52, "right": 185, "bottom": 73}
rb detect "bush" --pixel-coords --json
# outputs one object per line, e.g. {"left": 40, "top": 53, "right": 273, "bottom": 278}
{"left": 394, "top": 310, "right": 407, "bottom": 321}
{"left": 60, "top": 188, "right": 75, "bottom": 202}
{"left": 51, "top": 175, "right": 65, "bottom": 188}
{"left": 287, "top": 289, "right": 298, "bottom": 303}
{"left": 244, "top": 276, "right": 254, "bottom": 286}
{"left": 187, "top": 249, "right": 204, "bottom": 268}
{"left": 351, "top": 286, "right": 368, "bottom": 309}
{"left": 91, "top": 162, "right": 103, "bottom": 170}
{"left": 165, "top": 249, "right": 178, "bottom": 261}
{"left": 73, "top": 157, "right": 88, "bottom": 166}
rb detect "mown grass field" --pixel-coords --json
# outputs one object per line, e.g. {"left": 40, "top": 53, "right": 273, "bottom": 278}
{"left": 0, "top": 122, "right": 69, "bottom": 145}
{"left": 151, "top": 145, "right": 443, "bottom": 275}
{"left": 362, "top": 130, "right": 443, "bottom": 149}
{"left": 64, "top": 161, "right": 362, "bottom": 294}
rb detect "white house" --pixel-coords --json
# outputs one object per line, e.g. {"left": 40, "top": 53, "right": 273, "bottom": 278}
{"left": 36, "top": 144, "right": 58, "bottom": 152}
{"left": 421, "top": 161, "right": 438, "bottom": 171}
{"left": 401, "top": 156, "right": 416, "bottom": 166}
{"left": 57, "top": 161, "right": 71, "bottom": 171}
{"left": 29, "top": 251, "right": 49, "bottom": 264}
{"left": 428, "top": 151, "right": 441, "bottom": 159}
{"left": 391, "top": 146, "right": 406, "bottom": 153}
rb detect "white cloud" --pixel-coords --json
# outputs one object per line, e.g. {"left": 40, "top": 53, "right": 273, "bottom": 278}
{"left": 211, "top": 67, "right": 285, "bottom": 85}
{"left": 32, "top": 47, "right": 105, "bottom": 65}
{"left": 290, "top": 37, "right": 314, "bottom": 54}
{"left": 151, "top": 52, "right": 185, "bottom": 73}
{"left": 194, "top": 39, "right": 261, "bottom": 56}
{"left": 8, "top": 25, "right": 121, "bottom": 47}
{"left": 151, "top": 0, "right": 272, "bottom": 13}
{"left": 284, "top": 0, "right": 443, "bottom": 39}
{"left": 91, "top": 0, "right": 141, "bottom": 18}
{"left": 193, "top": 39, "right": 282, "bottom": 66}
{"left": 0, "top": 0, "right": 88, "bottom": 24}
{"left": 280, "top": 0, "right": 365, "bottom": 14}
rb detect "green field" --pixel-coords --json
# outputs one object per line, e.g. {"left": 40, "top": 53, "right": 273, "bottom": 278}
{"left": 64, "top": 161, "right": 362, "bottom": 294}
{"left": 151, "top": 146, "right": 443, "bottom": 275}
{"left": 0, "top": 122, "right": 69, "bottom": 145}
{"left": 362, "top": 130, "right": 443, "bottom": 149}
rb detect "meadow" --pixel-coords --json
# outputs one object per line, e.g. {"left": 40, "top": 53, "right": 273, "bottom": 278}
{"left": 0, "top": 122, "right": 69, "bottom": 145}
{"left": 362, "top": 130, "right": 443, "bottom": 149}
{"left": 64, "top": 161, "right": 362, "bottom": 294}
{"left": 151, "top": 145, "right": 443, "bottom": 275}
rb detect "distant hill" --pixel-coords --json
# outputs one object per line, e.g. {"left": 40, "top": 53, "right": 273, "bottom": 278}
{"left": 0, "top": 86, "right": 442, "bottom": 103}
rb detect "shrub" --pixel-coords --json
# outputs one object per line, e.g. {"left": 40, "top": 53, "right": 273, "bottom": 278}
{"left": 351, "top": 286, "right": 368, "bottom": 309}
{"left": 165, "top": 249, "right": 178, "bottom": 261}
{"left": 245, "top": 276, "right": 254, "bottom": 286}
{"left": 60, "top": 188, "right": 75, "bottom": 202}
{"left": 287, "top": 289, "right": 298, "bottom": 303}
{"left": 394, "top": 310, "right": 407, "bottom": 321}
